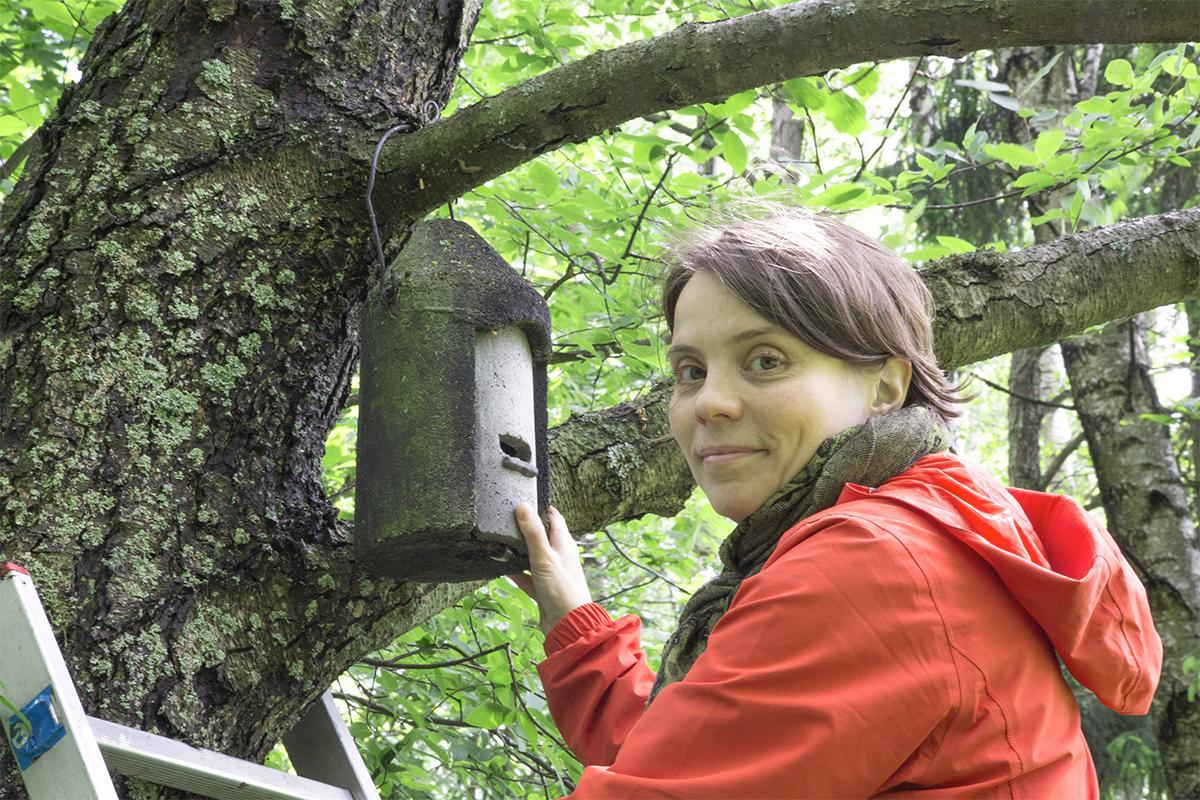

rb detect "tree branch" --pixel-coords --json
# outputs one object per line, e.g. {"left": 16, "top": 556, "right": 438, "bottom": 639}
{"left": 1038, "top": 430, "right": 1088, "bottom": 493}
{"left": 548, "top": 207, "right": 1200, "bottom": 534}
{"left": 377, "top": 0, "right": 1199, "bottom": 222}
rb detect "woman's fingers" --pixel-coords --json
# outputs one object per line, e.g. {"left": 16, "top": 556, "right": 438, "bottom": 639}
{"left": 544, "top": 506, "right": 572, "bottom": 552}
{"left": 511, "top": 502, "right": 592, "bottom": 635}
{"left": 514, "top": 502, "right": 551, "bottom": 559}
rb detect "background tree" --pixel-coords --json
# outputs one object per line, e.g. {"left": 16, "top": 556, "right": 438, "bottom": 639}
{"left": 1, "top": 1, "right": 1198, "bottom": 798}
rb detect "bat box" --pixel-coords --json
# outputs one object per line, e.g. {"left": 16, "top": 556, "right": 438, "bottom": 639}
{"left": 355, "top": 220, "right": 550, "bottom": 582}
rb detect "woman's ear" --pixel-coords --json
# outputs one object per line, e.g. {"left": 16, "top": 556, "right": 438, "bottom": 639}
{"left": 869, "top": 357, "right": 912, "bottom": 415}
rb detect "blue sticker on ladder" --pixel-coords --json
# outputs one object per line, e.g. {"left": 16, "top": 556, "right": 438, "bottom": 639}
{"left": 7, "top": 685, "right": 66, "bottom": 771}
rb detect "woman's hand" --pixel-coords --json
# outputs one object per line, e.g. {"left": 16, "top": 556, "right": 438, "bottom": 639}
{"left": 509, "top": 503, "right": 592, "bottom": 636}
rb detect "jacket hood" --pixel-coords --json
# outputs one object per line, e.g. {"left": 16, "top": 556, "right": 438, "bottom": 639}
{"left": 840, "top": 451, "right": 1162, "bottom": 715}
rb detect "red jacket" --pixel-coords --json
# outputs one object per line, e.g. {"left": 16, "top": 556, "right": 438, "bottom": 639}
{"left": 537, "top": 452, "right": 1162, "bottom": 798}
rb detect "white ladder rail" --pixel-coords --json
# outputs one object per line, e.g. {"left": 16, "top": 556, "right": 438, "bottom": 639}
{"left": 0, "top": 563, "right": 381, "bottom": 800}
{"left": 90, "top": 716, "right": 351, "bottom": 800}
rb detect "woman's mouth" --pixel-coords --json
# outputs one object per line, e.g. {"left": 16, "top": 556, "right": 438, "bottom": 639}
{"left": 700, "top": 448, "right": 761, "bottom": 465}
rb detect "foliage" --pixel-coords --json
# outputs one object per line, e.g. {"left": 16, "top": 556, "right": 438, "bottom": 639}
{"left": 323, "top": 28, "right": 1200, "bottom": 800}
{"left": 1106, "top": 732, "right": 1170, "bottom": 800}
{"left": 1185, "top": 652, "right": 1200, "bottom": 703}
{"left": 0, "top": 0, "right": 122, "bottom": 191}
{"left": 2, "top": 2, "right": 1197, "bottom": 798}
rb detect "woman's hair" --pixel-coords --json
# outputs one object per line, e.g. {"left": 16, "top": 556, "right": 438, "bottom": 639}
{"left": 661, "top": 207, "right": 974, "bottom": 423}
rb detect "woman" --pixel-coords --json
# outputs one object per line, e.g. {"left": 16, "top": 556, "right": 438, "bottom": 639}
{"left": 509, "top": 209, "right": 1161, "bottom": 799}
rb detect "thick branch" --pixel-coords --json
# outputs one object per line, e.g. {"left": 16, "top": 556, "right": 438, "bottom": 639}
{"left": 378, "top": 0, "right": 1199, "bottom": 221}
{"left": 555, "top": 207, "right": 1200, "bottom": 532}
{"left": 927, "top": 207, "right": 1200, "bottom": 367}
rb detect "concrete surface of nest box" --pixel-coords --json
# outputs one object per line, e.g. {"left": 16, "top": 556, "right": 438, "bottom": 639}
{"left": 355, "top": 219, "right": 551, "bottom": 582}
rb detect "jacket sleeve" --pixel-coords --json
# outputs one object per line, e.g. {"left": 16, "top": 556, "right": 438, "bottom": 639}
{"left": 536, "top": 602, "right": 657, "bottom": 767}
{"left": 558, "top": 516, "right": 961, "bottom": 799}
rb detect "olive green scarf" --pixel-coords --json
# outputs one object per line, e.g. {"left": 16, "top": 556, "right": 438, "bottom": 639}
{"left": 646, "top": 405, "right": 951, "bottom": 706}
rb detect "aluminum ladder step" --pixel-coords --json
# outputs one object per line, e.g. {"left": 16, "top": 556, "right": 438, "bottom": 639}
{"left": 1, "top": 563, "right": 379, "bottom": 800}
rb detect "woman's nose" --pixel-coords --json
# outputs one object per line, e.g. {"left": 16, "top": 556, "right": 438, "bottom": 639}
{"left": 694, "top": 372, "right": 742, "bottom": 422}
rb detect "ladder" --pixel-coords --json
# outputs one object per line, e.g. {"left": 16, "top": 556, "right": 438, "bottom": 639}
{"left": 0, "top": 563, "right": 382, "bottom": 800}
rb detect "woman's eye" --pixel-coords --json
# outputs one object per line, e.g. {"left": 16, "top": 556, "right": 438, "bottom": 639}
{"left": 675, "top": 364, "right": 705, "bottom": 382}
{"left": 749, "top": 354, "right": 782, "bottom": 371}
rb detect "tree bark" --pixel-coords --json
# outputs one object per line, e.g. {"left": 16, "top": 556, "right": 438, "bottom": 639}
{"left": 1061, "top": 316, "right": 1200, "bottom": 800}
{"left": 769, "top": 98, "right": 805, "bottom": 172}
{"left": 992, "top": 47, "right": 1163, "bottom": 788}
{"left": 925, "top": 207, "right": 1200, "bottom": 369}
{"left": 1189, "top": 298, "right": 1200, "bottom": 519}
{"left": 1, "top": 0, "right": 1200, "bottom": 796}
{"left": 0, "top": 0, "right": 483, "bottom": 793}
{"left": 1006, "top": 346, "right": 1053, "bottom": 488}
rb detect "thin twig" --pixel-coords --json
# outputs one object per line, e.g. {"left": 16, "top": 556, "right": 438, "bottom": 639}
{"left": 1037, "top": 430, "right": 1087, "bottom": 492}
{"left": 358, "top": 642, "right": 508, "bottom": 670}
{"left": 0, "top": 132, "right": 40, "bottom": 182}
{"left": 602, "top": 530, "right": 691, "bottom": 594}
{"left": 969, "top": 371, "right": 1076, "bottom": 410}
{"left": 854, "top": 57, "right": 922, "bottom": 182}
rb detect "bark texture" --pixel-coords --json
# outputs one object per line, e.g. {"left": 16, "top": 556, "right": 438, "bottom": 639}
{"left": 1006, "top": 346, "right": 1053, "bottom": 489}
{"left": 0, "top": 0, "right": 482, "bottom": 793}
{"left": 1062, "top": 316, "right": 1200, "bottom": 800}
{"left": 549, "top": 386, "right": 694, "bottom": 536}
{"left": 1190, "top": 297, "right": 1200, "bottom": 517}
{"left": 768, "top": 98, "right": 805, "bottom": 169}
{"left": 925, "top": 207, "right": 1200, "bottom": 368}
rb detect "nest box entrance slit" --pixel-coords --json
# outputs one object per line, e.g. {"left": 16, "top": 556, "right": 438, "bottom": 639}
{"left": 355, "top": 220, "right": 552, "bottom": 582}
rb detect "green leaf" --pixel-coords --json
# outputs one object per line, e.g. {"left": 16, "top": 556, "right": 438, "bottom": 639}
{"left": 914, "top": 154, "right": 938, "bottom": 174}
{"left": 5, "top": 81, "right": 41, "bottom": 126}
{"left": 810, "top": 182, "right": 865, "bottom": 209}
{"left": 935, "top": 235, "right": 976, "bottom": 254}
{"left": 720, "top": 130, "right": 747, "bottom": 174}
{"left": 1029, "top": 208, "right": 1065, "bottom": 226}
{"left": 844, "top": 65, "right": 879, "bottom": 98}
{"left": 782, "top": 77, "right": 825, "bottom": 110}
{"left": 526, "top": 161, "right": 559, "bottom": 198}
{"left": 632, "top": 137, "right": 665, "bottom": 167}
{"left": 1023, "top": 52, "right": 1064, "bottom": 96}
{"left": 823, "top": 91, "right": 867, "bottom": 135}
{"left": 987, "top": 92, "right": 1021, "bottom": 113}
{"left": 962, "top": 121, "right": 979, "bottom": 152}
{"left": 1034, "top": 129, "right": 1065, "bottom": 161}
{"left": 954, "top": 78, "right": 1012, "bottom": 93}
{"left": 1069, "top": 190, "right": 1085, "bottom": 228}
{"left": 1076, "top": 95, "right": 1112, "bottom": 114}
{"left": 1011, "top": 170, "right": 1048, "bottom": 188}
{"left": 465, "top": 701, "right": 512, "bottom": 729}
{"left": 705, "top": 90, "right": 757, "bottom": 117}
{"left": 1030, "top": 108, "right": 1059, "bottom": 125}
{"left": 983, "top": 142, "right": 1039, "bottom": 168}
{"left": 1104, "top": 59, "right": 1135, "bottom": 87}
{"left": 1045, "top": 153, "right": 1076, "bottom": 174}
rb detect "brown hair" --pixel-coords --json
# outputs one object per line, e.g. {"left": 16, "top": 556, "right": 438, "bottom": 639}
{"left": 662, "top": 207, "right": 973, "bottom": 423}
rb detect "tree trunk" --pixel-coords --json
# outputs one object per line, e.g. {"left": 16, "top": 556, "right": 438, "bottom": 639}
{"left": 1189, "top": 298, "right": 1200, "bottom": 519}
{"left": 1061, "top": 316, "right": 1200, "bottom": 799}
{"left": 1007, "top": 346, "right": 1053, "bottom": 488}
{"left": 769, "top": 97, "right": 805, "bottom": 172}
{"left": 0, "top": 0, "right": 481, "bottom": 794}
{"left": 997, "top": 45, "right": 1149, "bottom": 789}
{"left": 998, "top": 42, "right": 1075, "bottom": 492}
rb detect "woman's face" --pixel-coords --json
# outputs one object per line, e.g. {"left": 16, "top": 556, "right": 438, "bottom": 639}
{"left": 667, "top": 272, "right": 896, "bottom": 522}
